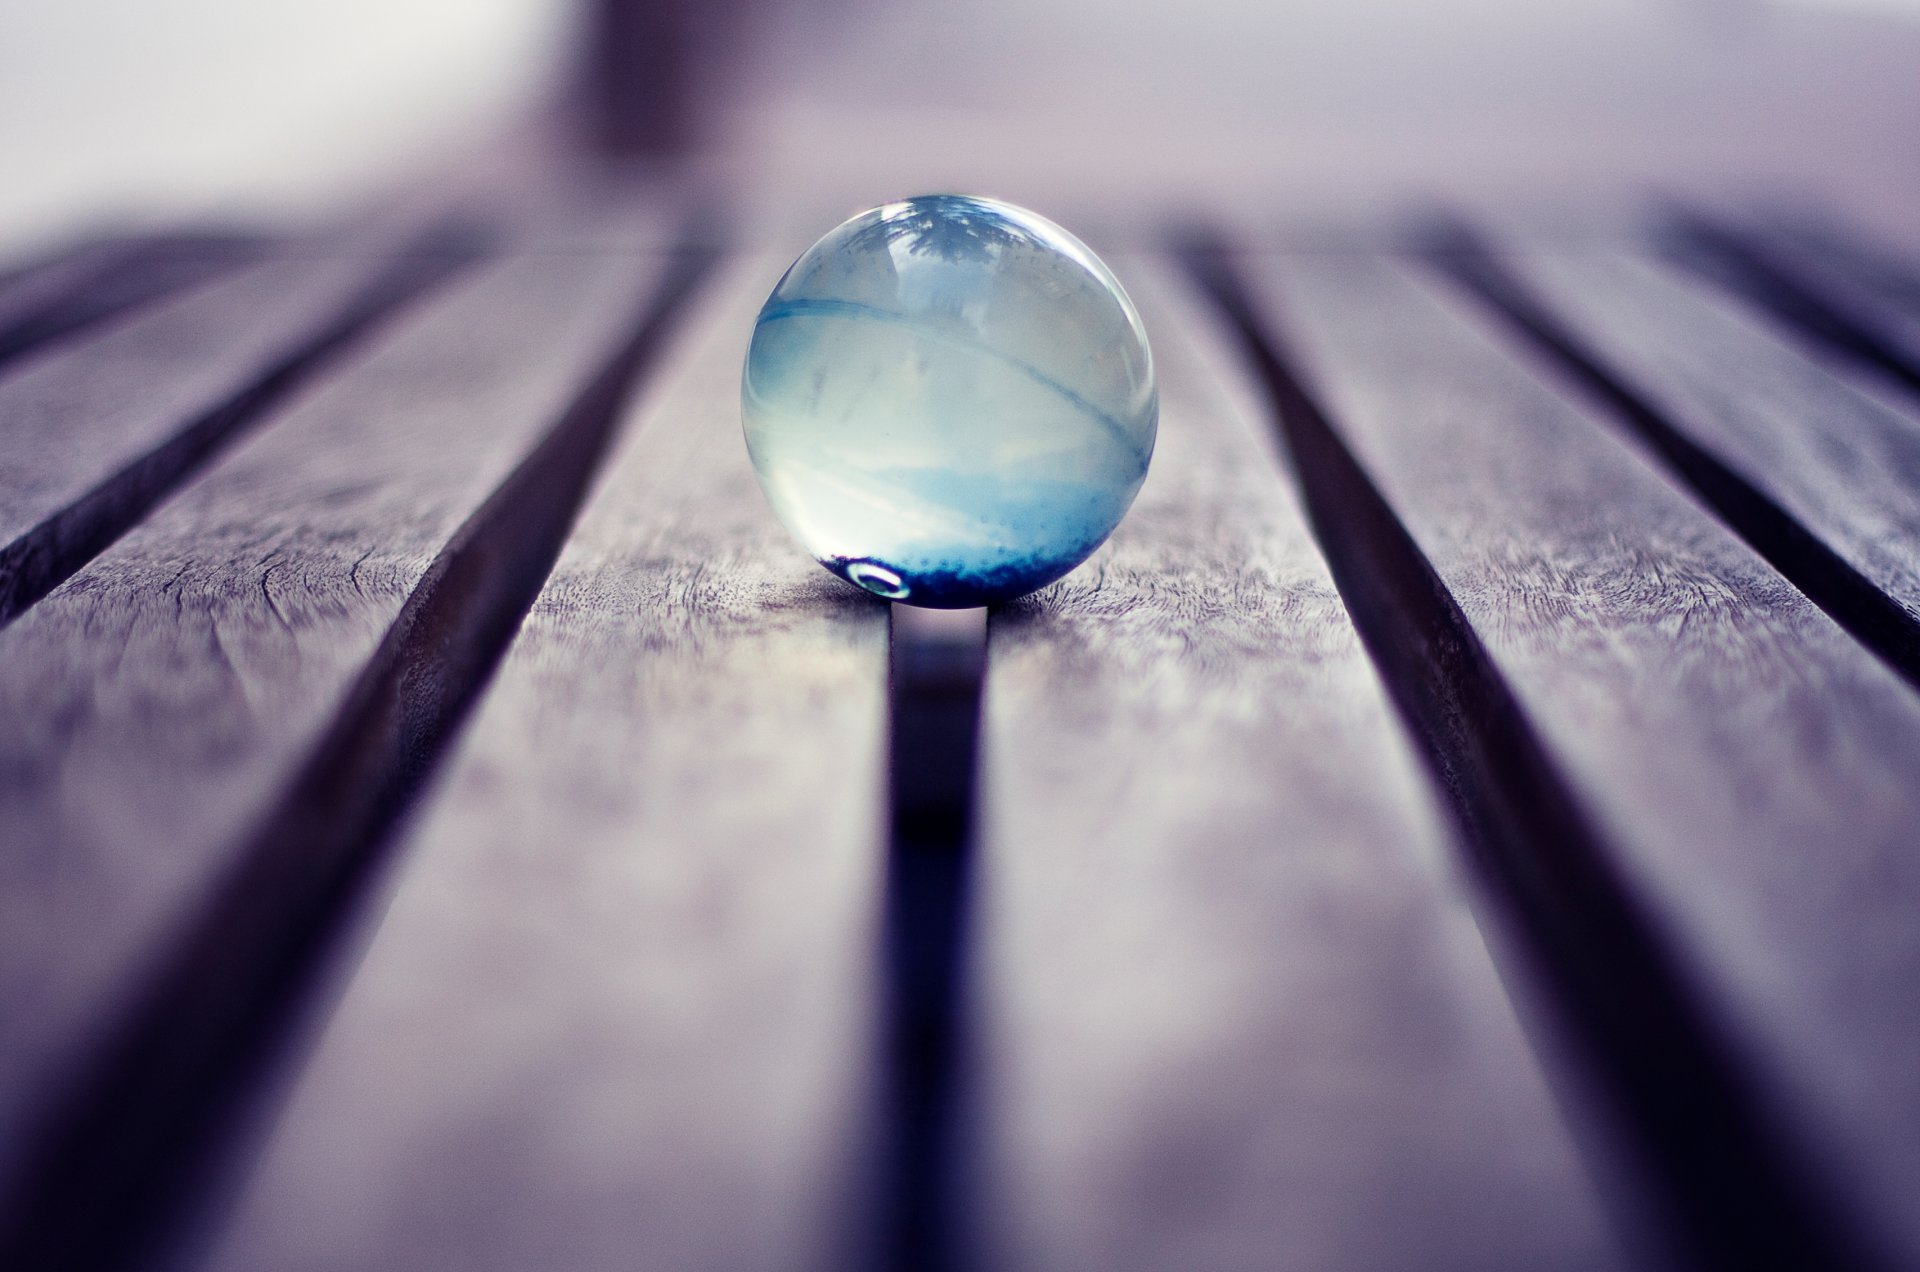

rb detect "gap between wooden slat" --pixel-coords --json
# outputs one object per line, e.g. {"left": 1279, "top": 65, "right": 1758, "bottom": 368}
{"left": 1415, "top": 218, "right": 1920, "bottom": 697}
{"left": 0, "top": 229, "right": 489, "bottom": 629}
{"left": 879, "top": 604, "right": 987, "bottom": 1272}
{"left": 1177, "top": 236, "right": 1887, "bottom": 1272}
{"left": 1653, "top": 205, "right": 1920, "bottom": 403}
{"left": 0, "top": 234, "right": 264, "bottom": 372}
{"left": 1774, "top": 218, "right": 1920, "bottom": 316}
{"left": 0, "top": 243, "right": 719, "bottom": 1272}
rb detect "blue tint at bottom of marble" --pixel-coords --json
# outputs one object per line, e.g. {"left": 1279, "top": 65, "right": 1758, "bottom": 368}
{"left": 824, "top": 546, "right": 1097, "bottom": 609}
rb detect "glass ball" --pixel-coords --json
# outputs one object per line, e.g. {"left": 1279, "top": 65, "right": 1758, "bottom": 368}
{"left": 742, "top": 194, "right": 1157, "bottom": 608}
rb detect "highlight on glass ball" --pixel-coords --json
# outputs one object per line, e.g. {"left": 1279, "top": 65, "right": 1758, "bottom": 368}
{"left": 741, "top": 194, "right": 1157, "bottom": 608}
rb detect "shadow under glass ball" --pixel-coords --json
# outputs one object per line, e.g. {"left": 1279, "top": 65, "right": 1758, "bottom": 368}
{"left": 742, "top": 194, "right": 1158, "bottom": 608}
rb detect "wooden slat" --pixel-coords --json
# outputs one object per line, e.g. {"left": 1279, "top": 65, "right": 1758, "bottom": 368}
{"left": 1416, "top": 228, "right": 1920, "bottom": 704}
{"left": 0, "top": 251, "right": 363, "bottom": 543}
{"left": 0, "top": 247, "right": 460, "bottom": 621}
{"left": 0, "top": 250, "right": 678, "bottom": 1210}
{"left": 1655, "top": 211, "right": 1920, "bottom": 409}
{"left": 1251, "top": 252, "right": 1920, "bottom": 1268}
{"left": 200, "top": 259, "right": 889, "bottom": 1272}
{"left": 0, "top": 235, "right": 260, "bottom": 371}
{"left": 971, "top": 262, "right": 1624, "bottom": 1270}
{"left": 0, "top": 240, "right": 117, "bottom": 317}
{"left": 1763, "top": 223, "right": 1920, "bottom": 361}
{"left": 1516, "top": 248, "right": 1920, "bottom": 620}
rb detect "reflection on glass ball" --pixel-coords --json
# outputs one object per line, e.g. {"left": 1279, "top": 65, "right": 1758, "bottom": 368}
{"left": 742, "top": 194, "right": 1157, "bottom": 608}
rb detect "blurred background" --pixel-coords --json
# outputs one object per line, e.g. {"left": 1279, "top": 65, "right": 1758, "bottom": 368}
{"left": 1, "top": 0, "right": 1917, "bottom": 251}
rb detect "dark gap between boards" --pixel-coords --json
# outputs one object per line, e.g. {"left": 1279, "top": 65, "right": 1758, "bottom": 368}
{"left": 1416, "top": 216, "right": 1920, "bottom": 697}
{"left": 0, "top": 226, "right": 490, "bottom": 629}
{"left": 879, "top": 603, "right": 987, "bottom": 1272}
{"left": 1653, "top": 204, "right": 1920, "bottom": 404}
{"left": 0, "top": 243, "right": 720, "bottom": 1272}
{"left": 0, "top": 234, "right": 266, "bottom": 373}
{"left": 1178, "top": 234, "right": 1891, "bottom": 1272}
{"left": 1764, "top": 216, "right": 1920, "bottom": 316}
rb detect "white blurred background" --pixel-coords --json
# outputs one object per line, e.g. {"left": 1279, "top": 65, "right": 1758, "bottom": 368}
{"left": 1, "top": 0, "right": 1917, "bottom": 251}
{"left": 0, "top": 0, "right": 569, "bottom": 247}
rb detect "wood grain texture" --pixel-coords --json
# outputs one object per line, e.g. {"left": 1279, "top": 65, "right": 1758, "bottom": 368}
{"left": 970, "top": 262, "right": 1624, "bottom": 1272}
{"left": 200, "top": 260, "right": 890, "bottom": 1272}
{"left": 0, "top": 251, "right": 675, "bottom": 1203}
{"left": 1516, "top": 248, "right": 1920, "bottom": 618}
{"left": 1256, "top": 252, "right": 1920, "bottom": 1268}
{"left": 0, "top": 249, "right": 431, "bottom": 614}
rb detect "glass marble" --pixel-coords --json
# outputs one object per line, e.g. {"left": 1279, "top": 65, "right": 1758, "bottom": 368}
{"left": 742, "top": 194, "right": 1157, "bottom": 608}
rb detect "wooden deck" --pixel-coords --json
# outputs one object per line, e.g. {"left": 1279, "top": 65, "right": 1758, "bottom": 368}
{"left": 3, "top": 147, "right": 1920, "bottom": 1272}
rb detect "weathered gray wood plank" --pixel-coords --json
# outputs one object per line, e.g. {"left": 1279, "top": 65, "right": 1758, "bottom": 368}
{"left": 0, "top": 251, "right": 394, "bottom": 551}
{"left": 971, "top": 262, "right": 1624, "bottom": 1271}
{"left": 1653, "top": 210, "right": 1920, "bottom": 412}
{"left": 0, "top": 240, "right": 124, "bottom": 324}
{"left": 1255, "top": 252, "right": 1920, "bottom": 1268}
{"left": 200, "top": 259, "right": 889, "bottom": 1272}
{"left": 1723, "top": 216, "right": 1920, "bottom": 401}
{"left": 0, "top": 235, "right": 260, "bottom": 371}
{"left": 1770, "top": 226, "right": 1920, "bottom": 355}
{"left": 0, "top": 250, "right": 676, "bottom": 1203}
{"left": 1517, "top": 248, "right": 1920, "bottom": 619}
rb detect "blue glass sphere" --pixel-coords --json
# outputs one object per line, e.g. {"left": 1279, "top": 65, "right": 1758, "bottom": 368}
{"left": 743, "top": 194, "right": 1157, "bottom": 608}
